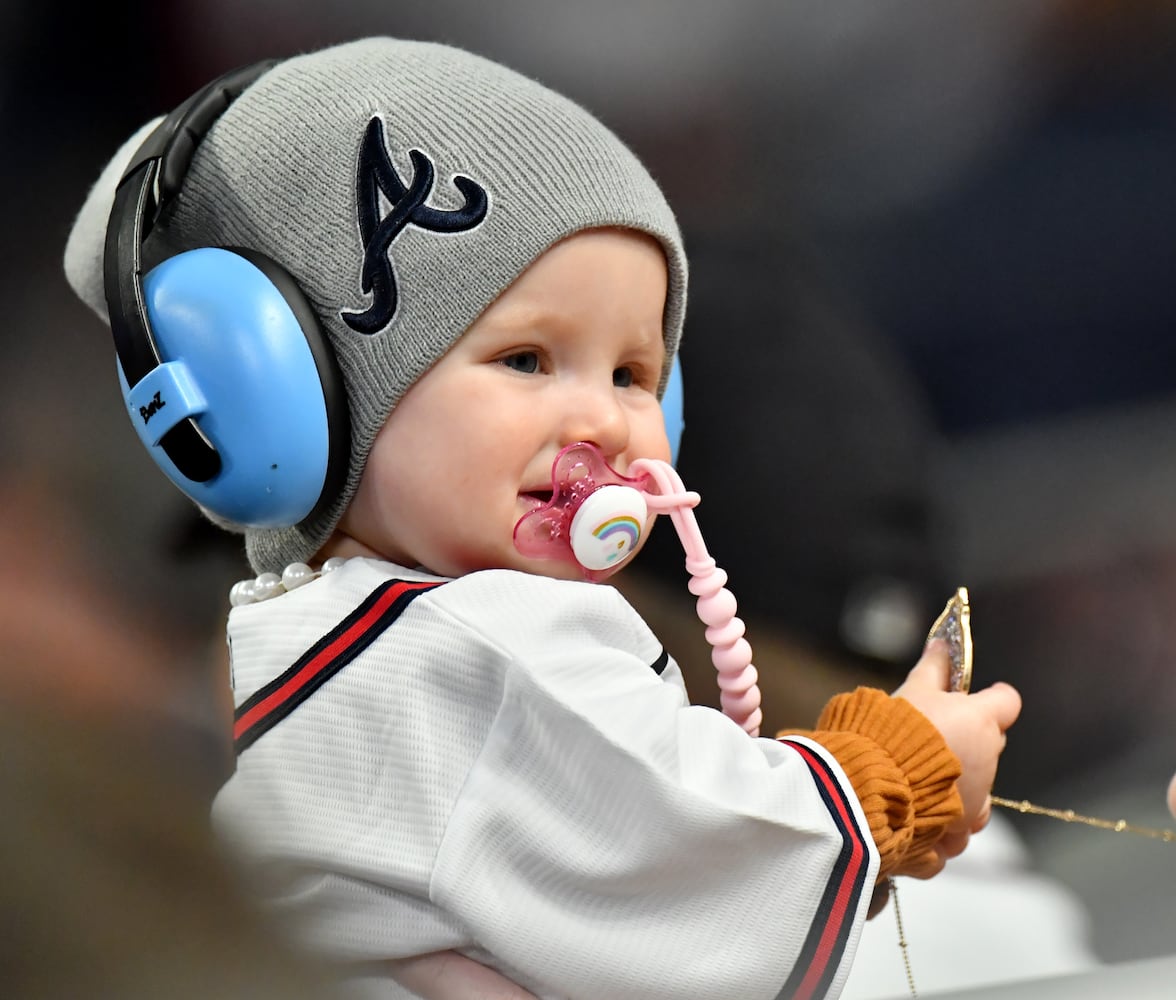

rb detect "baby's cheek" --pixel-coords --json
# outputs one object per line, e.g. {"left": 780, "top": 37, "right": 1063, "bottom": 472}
{"left": 1167, "top": 772, "right": 1176, "bottom": 820}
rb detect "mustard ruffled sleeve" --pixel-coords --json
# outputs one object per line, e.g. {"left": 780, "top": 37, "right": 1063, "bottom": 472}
{"left": 784, "top": 687, "right": 963, "bottom": 879}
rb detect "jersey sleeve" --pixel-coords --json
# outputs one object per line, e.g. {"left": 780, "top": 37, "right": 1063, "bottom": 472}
{"left": 427, "top": 573, "right": 880, "bottom": 1000}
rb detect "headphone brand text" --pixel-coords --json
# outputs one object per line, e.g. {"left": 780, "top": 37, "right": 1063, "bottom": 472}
{"left": 139, "top": 390, "right": 166, "bottom": 425}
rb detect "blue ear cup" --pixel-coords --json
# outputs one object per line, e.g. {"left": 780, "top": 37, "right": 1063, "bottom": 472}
{"left": 661, "top": 355, "right": 685, "bottom": 467}
{"left": 119, "top": 246, "right": 347, "bottom": 527}
{"left": 103, "top": 59, "right": 350, "bottom": 530}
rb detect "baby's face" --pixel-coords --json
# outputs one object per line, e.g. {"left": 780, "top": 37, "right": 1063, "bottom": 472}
{"left": 334, "top": 228, "right": 672, "bottom": 580}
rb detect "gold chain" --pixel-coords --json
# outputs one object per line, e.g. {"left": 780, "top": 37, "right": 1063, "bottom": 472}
{"left": 888, "top": 797, "right": 1173, "bottom": 1000}
{"left": 991, "top": 795, "right": 1176, "bottom": 841}
{"left": 888, "top": 877, "right": 917, "bottom": 997}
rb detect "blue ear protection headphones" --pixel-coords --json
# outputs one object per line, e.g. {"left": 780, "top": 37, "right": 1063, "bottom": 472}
{"left": 103, "top": 60, "right": 351, "bottom": 528}
{"left": 662, "top": 355, "right": 684, "bottom": 467}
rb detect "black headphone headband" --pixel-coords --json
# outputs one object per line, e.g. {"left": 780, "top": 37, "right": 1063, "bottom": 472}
{"left": 103, "top": 60, "right": 279, "bottom": 482}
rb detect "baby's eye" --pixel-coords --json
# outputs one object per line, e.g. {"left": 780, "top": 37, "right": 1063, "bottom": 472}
{"left": 500, "top": 351, "right": 540, "bottom": 374}
{"left": 613, "top": 366, "right": 634, "bottom": 388}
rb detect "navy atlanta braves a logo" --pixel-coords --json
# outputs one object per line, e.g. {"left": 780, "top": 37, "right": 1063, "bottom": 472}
{"left": 341, "top": 117, "right": 489, "bottom": 334}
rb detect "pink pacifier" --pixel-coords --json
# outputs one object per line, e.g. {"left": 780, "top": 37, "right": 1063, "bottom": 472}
{"left": 514, "top": 443, "right": 654, "bottom": 578}
{"left": 514, "top": 442, "right": 765, "bottom": 737}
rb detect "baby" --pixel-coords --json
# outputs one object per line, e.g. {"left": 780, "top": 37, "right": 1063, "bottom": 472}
{"left": 65, "top": 37, "right": 1020, "bottom": 1000}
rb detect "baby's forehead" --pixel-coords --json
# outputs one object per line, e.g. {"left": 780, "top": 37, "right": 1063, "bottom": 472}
{"left": 458, "top": 229, "right": 670, "bottom": 335}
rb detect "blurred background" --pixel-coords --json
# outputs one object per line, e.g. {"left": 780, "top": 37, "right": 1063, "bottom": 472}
{"left": 4, "top": 0, "right": 1176, "bottom": 992}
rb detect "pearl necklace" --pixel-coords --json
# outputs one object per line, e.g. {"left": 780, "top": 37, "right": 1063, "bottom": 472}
{"left": 229, "top": 557, "right": 350, "bottom": 607}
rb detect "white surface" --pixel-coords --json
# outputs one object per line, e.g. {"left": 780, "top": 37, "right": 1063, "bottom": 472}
{"left": 925, "top": 954, "right": 1176, "bottom": 999}
{"left": 842, "top": 813, "right": 1099, "bottom": 999}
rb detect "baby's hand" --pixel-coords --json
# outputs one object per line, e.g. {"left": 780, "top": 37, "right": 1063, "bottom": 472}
{"left": 893, "top": 640, "right": 1022, "bottom": 859}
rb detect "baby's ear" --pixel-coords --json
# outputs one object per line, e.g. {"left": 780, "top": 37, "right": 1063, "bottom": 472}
{"left": 1167, "top": 772, "right": 1176, "bottom": 821}
{"left": 63, "top": 116, "right": 165, "bottom": 324}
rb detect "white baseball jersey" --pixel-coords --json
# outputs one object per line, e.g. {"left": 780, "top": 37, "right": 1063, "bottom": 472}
{"left": 212, "top": 557, "right": 879, "bottom": 999}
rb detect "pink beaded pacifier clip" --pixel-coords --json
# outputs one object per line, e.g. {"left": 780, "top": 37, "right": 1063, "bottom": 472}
{"left": 514, "top": 442, "right": 763, "bottom": 736}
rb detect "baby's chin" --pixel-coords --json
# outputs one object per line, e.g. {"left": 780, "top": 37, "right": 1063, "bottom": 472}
{"left": 446, "top": 537, "right": 646, "bottom": 583}
{"left": 429, "top": 548, "right": 588, "bottom": 582}
{"left": 497, "top": 550, "right": 630, "bottom": 584}
{"left": 517, "top": 554, "right": 639, "bottom": 585}
{"left": 507, "top": 554, "right": 595, "bottom": 583}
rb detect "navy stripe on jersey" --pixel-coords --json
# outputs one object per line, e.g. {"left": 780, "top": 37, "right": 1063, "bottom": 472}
{"left": 233, "top": 579, "right": 441, "bottom": 754}
{"left": 774, "top": 738, "right": 872, "bottom": 1000}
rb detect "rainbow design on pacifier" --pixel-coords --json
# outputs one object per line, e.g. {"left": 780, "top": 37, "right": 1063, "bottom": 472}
{"left": 594, "top": 515, "right": 642, "bottom": 555}
{"left": 571, "top": 492, "right": 647, "bottom": 571}
{"left": 514, "top": 442, "right": 652, "bottom": 579}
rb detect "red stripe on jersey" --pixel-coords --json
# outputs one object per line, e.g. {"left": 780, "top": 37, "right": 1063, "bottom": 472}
{"left": 233, "top": 579, "right": 440, "bottom": 752}
{"left": 776, "top": 738, "right": 872, "bottom": 1000}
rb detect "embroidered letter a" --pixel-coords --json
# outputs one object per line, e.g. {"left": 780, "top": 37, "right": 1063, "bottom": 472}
{"left": 341, "top": 117, "right": 489, "bottom": 335}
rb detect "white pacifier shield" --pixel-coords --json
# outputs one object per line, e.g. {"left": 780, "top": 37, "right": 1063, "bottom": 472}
{"left": 569, "top": 485, "right": 648, "bottom": 571}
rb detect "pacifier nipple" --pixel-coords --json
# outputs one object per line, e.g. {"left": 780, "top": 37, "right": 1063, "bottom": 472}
{"left": 514, "top": 442, "right": 651, "bottom": 578}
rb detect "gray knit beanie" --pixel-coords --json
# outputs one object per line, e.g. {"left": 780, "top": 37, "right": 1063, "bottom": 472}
{"left": 64, "top": 37, "right": 687, "bottom": 574}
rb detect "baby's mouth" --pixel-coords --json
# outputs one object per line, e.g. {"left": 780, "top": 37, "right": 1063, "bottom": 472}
{"left": 520, "top": 489, "right": 553, "bottom": 509}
